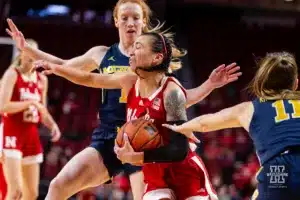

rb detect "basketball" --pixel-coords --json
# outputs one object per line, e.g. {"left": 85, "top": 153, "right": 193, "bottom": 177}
{"left": 116, "top": 118, "right": 162, "bottom": 152}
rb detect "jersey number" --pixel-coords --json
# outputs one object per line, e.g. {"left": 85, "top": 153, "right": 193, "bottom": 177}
{"left": 119, "top": 88, "right": 127, "bottom": 103}
{"left": 23, "top": 106, "right": 39, "bottom": 123}
{"left": 272, "top": 100, "right": 300, "bottom": 123}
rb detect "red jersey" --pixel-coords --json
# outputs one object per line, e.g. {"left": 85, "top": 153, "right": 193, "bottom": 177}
{"left": 126, "top": 76, "right": 217, "bottom": 200}
{"left": 1, "top": 69, "right": 44, "bottom": 164}
{"left": 126, "top": 76, "right": 185, "bottom": 145}
{"left": 2, "top": 69, "right": 43, "bottom": 126}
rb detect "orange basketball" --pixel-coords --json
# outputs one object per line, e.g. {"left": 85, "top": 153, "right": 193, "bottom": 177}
{"left": 116, "top": 118, "right": 162, "bottom": 152}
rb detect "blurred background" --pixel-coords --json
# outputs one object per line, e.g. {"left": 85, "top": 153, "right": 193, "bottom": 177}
{"left": 1, "top": 0, "right": 300, "bottom": 199}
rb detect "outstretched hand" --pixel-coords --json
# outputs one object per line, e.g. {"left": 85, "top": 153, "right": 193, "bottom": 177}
{"left": 6, "top": 18, "right": 27, "bottom": 51}
{"left": 209, "top": 62, "right": 242, "bottom": 88}
{"left": 162, "top": 123, "right": 200, "bottom": 143}
{"left": 34, "top": 60, "right": 55, "bottom": 75}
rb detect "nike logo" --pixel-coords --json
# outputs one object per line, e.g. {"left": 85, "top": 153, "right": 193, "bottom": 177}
{"left": 108, "top": 56, "right": 115, "bottom": 61}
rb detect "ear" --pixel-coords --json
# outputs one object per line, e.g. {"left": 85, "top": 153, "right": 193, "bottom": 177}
{"left": 152, "top": 53, "right": 164, "bottom": 65}
{"left": 114, "top": 17, "right": 119, "bottom": 28}
{"left": 294, "top": 79, "right": 298, "bottom": 90}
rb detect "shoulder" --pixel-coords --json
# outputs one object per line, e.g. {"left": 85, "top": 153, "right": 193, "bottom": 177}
{"left": 86, "top": 45, "right": 110, "bottom": 65}
{"left": 164, "top": 81, "right": 186, "bottom": 103}
{"left": 3, "top": 68, "right": 17, "bottom": 79}
{"left": 87, "top": 46, "right": 109, "bottom": 55}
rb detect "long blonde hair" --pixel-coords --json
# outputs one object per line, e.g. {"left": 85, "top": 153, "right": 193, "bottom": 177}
{"left": 249, "top": 52, "right": 300, "bottom": 100}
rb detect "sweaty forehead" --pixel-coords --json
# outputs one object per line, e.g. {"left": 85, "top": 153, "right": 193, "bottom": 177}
{"left": 118, "top": 2, "right": 143, "bottom": 17}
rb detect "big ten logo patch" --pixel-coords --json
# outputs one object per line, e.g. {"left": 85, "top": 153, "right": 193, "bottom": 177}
{"left": 5, "top": 136, "right": 17, "bottom": 148}
{"left": 266, "top": 165, "right": 289, "bottom": 189}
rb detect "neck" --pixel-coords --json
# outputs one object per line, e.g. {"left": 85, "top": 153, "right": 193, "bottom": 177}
{"left": 139, "top": 73, "right": 165, "bottom": 98}
{"left": 18, "top": 65, "right": 33, "bottom": 76}
{"left": 119, "top": 38, "right": 134, "bottom": 57}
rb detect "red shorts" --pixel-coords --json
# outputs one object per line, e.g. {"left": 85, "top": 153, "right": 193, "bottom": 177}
{"left": 0, "top": 164, "right": 6, "bottom": 200}
{"left": 143, "top": 151, "right": 218, "bottom": 200}
{"left": 0, "top": 123, "right": 43, "bottom": 165}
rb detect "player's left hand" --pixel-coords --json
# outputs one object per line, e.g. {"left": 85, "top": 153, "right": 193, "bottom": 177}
{"left": 208, "top": 62, "right": 242, "bottom": 88}
{"left": 114, "top": 134, "right": 143, "bottom": 165}
{"left": 51, "top": 124, "right": 61, "bottom": 142}
{"left": 33, "top": 60, "right": 56, "bottom": 75}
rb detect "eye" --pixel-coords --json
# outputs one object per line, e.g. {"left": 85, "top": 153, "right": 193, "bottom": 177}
{"left": 134, "top": 16, "right": 140, "bottom": 20}
{"left": 136, "top": 44, "right": 141, "bottom": 49}
{"left": 121, "top": 16, "right": 128, "bottom": 21}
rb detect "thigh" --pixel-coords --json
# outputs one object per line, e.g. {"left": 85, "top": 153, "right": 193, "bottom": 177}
{"left": 90, "top": 138, "right": 123, "bottom": 178}
{"left": 21, "top": 163, "right": 40, "bottom": 195}
{"left": 53, "top": 147, "right": 110, "bottom": 191}
{"left": 129, "top": 171, "right": 145, "bottom": 200}
{"left": 2, "top": 157, "right": 22, "bottom": 191}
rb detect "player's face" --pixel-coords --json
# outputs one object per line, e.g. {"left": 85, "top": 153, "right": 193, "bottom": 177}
{"left": 115, "top": 2, "right": 145, "bottom": 43}
{"left": 129, "top": 35, "right": 163, "bottom": 71}
{"left": 20, "top": 53, "right": 34, "bottom": 70}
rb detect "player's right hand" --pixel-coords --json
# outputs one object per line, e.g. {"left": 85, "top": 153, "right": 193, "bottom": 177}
{"left": 6, "top": 18, "right": 27, "bottom": 51}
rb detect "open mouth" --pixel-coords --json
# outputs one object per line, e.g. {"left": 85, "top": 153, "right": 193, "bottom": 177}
{"left": 127, "top": 30, "right": 136, "bottom": 34}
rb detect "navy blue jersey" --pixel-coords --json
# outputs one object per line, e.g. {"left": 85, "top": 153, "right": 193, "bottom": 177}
{"left": 93, "top": 43, "right": 129, "bottom": 139}
{"left": 249, "top": 98, "right": 300, "bottom": 165}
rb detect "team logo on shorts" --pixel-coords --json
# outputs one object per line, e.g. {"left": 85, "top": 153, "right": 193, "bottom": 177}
{"left": 5, "top": 136, "right": 17, "bottom": 148}
{"left": 265, "top": 165, "right": 288, "bottom": 189}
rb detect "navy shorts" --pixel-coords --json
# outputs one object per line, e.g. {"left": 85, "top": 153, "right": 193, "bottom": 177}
{"left": 90, "top": 136, "right": 142, "bottom": 183}
{"left": 252, "top": 148, "right": 300, "bottom": 200}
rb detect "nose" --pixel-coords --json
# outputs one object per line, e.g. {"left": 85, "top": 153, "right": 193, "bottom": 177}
{"left": 129, "top": 51, "right": 134, "bottom": 57}
{"left": 127, "top": 17, "right": 134, "bottom": 27}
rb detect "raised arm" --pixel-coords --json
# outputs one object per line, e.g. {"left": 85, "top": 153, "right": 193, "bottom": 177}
{"left": 163, "top": 101, "right": 253, "bottom": 139}
{"left": 185, "top": 63, "right": 241, "bottom": 108}
{"left": 35, "top": 60, "right": 137, "bottom": 90}
{"left": 0, "top": 68, "right": 34, "bottom": 114}
{"left": 6, "top": 18, "right": 106, "bottom": 71}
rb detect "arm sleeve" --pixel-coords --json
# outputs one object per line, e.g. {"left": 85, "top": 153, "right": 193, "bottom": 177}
{"left": 143, "top": 120, "right": 189, "bottom": 163}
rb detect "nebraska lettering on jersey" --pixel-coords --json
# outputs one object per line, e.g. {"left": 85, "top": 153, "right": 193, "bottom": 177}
{"left": 2, "top": 69, "right": 43, "bottom": 124}
{"left": 19, "top": 88, "right": 41, "bottom": 101}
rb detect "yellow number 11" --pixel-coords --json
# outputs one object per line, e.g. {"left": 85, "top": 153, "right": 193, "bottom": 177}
{"left": 272, "top": 100, "right": 300, "bottom": 123}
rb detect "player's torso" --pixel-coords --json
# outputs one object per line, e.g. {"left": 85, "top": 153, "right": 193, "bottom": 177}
{"left": 126, "top": 77, "right": 179, "bottom": 144}
{"left": 96, "top": 44, "right": 130, "bottom": 135}
{"left": 249, "top": 98, "right": 300, "bottom": 164}
{"left": 3, "top": 69, "right": 43, "bottom": 127}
